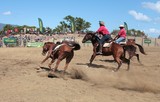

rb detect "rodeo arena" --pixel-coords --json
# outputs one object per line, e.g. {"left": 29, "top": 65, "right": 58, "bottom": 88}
{"left": 0, "top": 22, "right": 160, "bottom": 102}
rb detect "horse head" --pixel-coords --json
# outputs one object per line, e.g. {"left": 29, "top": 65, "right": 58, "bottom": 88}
{"left": 82, "top": 32, "right": 96, "bottom": 43}
{"left": 42, "top": 42, "right": 55, "bottom": 56}
{"left": 42, "top": 42, "right": 49, "bottom": 56}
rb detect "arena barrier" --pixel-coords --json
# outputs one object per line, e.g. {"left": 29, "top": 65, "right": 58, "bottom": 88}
{"left": 3, "top": 37, "right": 17, "bottom": 47}
{"left": 83, "top": 40, "right": 92, "bottom": 47}
{"left": 26, "top": 42, "right": 44, "bottom": 47}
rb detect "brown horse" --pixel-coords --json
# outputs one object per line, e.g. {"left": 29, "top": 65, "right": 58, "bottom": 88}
{"left": 42, "top": 41, "right": 80, "bottom": 74}
{"left": 120, "top": 39, "right": 147, "bottom": 63}
{"left": 82, "top": 32, "right": 130, "bottom": 71}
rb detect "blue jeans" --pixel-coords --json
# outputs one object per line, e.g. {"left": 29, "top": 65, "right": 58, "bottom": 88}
{"left": 99, "top": 34, "right": 111, "bottom": 44}
{"left": 115, "top": 37, "right": 125, "bottom": 44}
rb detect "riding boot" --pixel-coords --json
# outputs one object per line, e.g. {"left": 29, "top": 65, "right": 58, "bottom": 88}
{"left": 96, "top": 44, "right": 103, "bottom": 55}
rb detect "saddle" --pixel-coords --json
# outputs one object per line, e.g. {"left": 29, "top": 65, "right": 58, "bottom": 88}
{"left": 53, "top": 40, "right": 79, "bottom": 51}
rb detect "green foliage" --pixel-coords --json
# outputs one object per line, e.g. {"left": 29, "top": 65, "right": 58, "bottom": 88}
{"left": 3, "top": 24, "right": 14, "bottom": 31}
{"left": 75, "top": 17, "right": 91, "bottom": 32}
{"left": 111, "top": 29, "right": 146, "bottom": 37}
{"left": 53, "top": 15, "right": 91, "bottom": 34}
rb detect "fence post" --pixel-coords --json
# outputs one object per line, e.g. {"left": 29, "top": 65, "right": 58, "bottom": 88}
{"left": 141, "top": 37, "right": 143, "bottom": 46}
{"left": 155, "top": 38, "right": 156, "bottom": 46}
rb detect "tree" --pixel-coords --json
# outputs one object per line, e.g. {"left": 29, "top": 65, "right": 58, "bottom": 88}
{"left": 60, "top": 21, "right": 68, "bottom": 33}
{"left": 64, "top": 15, "right": 91, "bottom": 33}
{"left": 3, "top": 24, "right": 14, "bottom": 31}
{"left": 53, "top": 25, "right": 63, "bottom": 34}
{"left": 75, "top": 17, "right": 91, "bottom": 32}
{"left": 64, "top": 15, "right": 75, "bottom": 33}
{"left": 45, "top": 27, "right": 52, "bottom": 34}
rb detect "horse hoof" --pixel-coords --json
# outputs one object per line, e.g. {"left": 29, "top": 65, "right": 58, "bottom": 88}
{"left": 87, "top": 64, "right": 91, "bottom": 67}
{"left": 35, "top": 65, "right": 42, "bottom": 70}
{"left": 35, "top": 67, "right": 40, "bottom": 70}
{"left": 48, "top": 72, "right": 58, "bottom": 78}
{"left": 36, "top": 68, "right": 43, "bottom": 73}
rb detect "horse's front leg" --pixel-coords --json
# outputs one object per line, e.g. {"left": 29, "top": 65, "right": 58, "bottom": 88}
{"left": 41, "top": 50, "right": 52, "bottom": 64}
{"left": 38, "top": 56, "right": 50, "bottom": 69}
{"left": 41, "top": 56, "right": 49, "bottom": 64}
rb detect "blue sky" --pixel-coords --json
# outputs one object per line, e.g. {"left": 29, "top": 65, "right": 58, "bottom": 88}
{"left": 0, "top": 0, "right": 160, "bottom": 38}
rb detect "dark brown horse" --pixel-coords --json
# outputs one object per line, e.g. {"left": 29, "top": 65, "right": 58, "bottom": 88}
{"left": 82, "top": 32, "right": 130, "bottom": 71}
{"left": 42, "top": 41, "right": 80, "bottom": 74}
{"left": 120, "top": 39, "right": 147, "bottom": 63}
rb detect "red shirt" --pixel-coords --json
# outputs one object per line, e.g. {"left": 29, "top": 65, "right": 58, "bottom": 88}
{"left": 96, "top": 25, "right": 110, "bottom": 35}
{"left": 118, "top": 28, "right": 126, "bottom": 38}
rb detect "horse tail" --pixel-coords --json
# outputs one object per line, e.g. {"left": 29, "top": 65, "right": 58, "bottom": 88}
{"left": 135, "top": 43, "right": 147, "bottom": 55}
{"left": 72, "top": 43, "right": 81, "bottom": 50}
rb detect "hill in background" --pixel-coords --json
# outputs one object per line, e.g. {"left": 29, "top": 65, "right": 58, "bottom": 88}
{"left": 0, "top": 23, "right": 19, "bottom": 30}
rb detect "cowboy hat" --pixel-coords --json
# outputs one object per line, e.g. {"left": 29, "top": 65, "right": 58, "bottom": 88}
{"left": 119, "top": 25, "right": 124, "bottom": 28}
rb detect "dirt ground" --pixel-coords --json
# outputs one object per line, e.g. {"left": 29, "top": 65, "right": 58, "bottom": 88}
{"left": 0, "top": 36, "right": 160, "bottom": 102}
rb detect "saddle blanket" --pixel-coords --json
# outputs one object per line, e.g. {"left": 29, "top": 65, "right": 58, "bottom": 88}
{"left": 103, "top": 42, "right": 112, "bottom": 47}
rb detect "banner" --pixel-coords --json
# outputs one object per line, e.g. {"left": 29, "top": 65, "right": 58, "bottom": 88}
{"left": 71, "top": 19, "right": 75, "bottom": 33}
{"left": 27, "top": 42, "right": 44, "bottom": 47}
{"left": 3, "top": 38, "right": 17, "bottom": 46}
{"left": 124, "top": 22, "right": 129, "bottom": 35}
{"left": 38, "top": 18, "right": 44, "bottom": 34}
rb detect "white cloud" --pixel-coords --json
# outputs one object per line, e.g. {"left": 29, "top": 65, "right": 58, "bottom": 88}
{"left": 145, "top": 28, "right": 160, "bottom": 38}
{"left": 129, "top": 10, "right": 151, "bottom": 21}
{"left": 142, "top": 1, "right": 160, "bottom": 13}
{"left": 147, "top": 28, "right": 160, "bottom": 34}
{"left": 2, "top": 11, "right": 11, "bottom": 15}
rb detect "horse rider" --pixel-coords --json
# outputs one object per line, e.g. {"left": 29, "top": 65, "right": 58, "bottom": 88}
{"left": 96, "top": 21, "right": 111, "bottom": 55}
{"left": 114, "top": 25, "right": 127, "bottom": 44}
